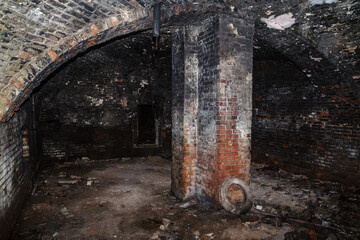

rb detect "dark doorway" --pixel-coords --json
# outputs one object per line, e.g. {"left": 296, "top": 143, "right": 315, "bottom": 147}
{"left": 137, "top": 104, "right": 156, "bottom": 144}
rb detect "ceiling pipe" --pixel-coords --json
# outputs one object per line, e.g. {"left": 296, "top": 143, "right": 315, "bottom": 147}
{"left": 153, "top": 1, "right": 161, "bottom": 51}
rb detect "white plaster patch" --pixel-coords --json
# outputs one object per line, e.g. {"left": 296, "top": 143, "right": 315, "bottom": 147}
{"left": 140, "top": 80, "right": 149, "bottom": 87}
{"left": 310, "top": 56, "right": 323, "bottom": 62}
{"left": 246, "top": 73, "right": 252, "bottom": 84}
{"left": 84, "top": 120, "right": 91, "bottom": 125}
{"left": 261, "top": 13, "right": 296, "bottom": 31}
{"left": 27, "top": 8, "right": 43, "bottom": 22}
{"left": 227, "top": 23, "right": 238, "bottom": 36}
{"left": 309, "top": 0, "right": 339, "bottom": 6}
{"left": 236, "top": 113, "right": 252, "bottom": 139}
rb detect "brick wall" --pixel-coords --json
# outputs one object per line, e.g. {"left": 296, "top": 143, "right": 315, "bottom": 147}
{"left": 0, "top": 101, "right": 41, "bottom": 239}
{"left": 37, "top": 32, "right": 172, "bottom": 162}
{"left": 252, "top": 48, "right": 360, "bottom": 186}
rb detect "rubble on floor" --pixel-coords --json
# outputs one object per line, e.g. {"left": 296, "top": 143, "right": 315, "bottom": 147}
{"left": 10, "top": 157, "right": 360, "bottom": 240}
{"left": 251, "top": 163, "right": 360, "bottom": 237}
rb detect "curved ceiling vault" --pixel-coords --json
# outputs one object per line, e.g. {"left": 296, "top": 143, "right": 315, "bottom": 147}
{"left": 0, "top": 0, "right": 359, "bottom": 121}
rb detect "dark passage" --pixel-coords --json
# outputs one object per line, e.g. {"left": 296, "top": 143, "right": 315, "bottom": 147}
{"left": 137, "top": 104, "right": 156, "bottom": 144}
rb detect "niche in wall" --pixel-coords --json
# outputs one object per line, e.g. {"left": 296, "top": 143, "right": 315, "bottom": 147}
{"left": 136, "top": 104, "right": 157, "bottom": 145}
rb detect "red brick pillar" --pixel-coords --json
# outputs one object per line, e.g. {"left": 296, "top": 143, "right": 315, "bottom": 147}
{"left": 171, "top": 14, "right": 253, "bottom": 205}
{"left": 195, "top": 15, "right": 253, "bottom": 205}
{"left": 216, "top": 16, "right": 253, "bottom": 188}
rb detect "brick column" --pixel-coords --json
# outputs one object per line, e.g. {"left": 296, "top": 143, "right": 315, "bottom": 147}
{"left": 196, "top": 15, "right": 253, "bottom": 205}
{"left": 171, "top": 26, "right": 199, "bottom": 200}
{"left": 171, "top": 14, "right": 253, "bottom": 205}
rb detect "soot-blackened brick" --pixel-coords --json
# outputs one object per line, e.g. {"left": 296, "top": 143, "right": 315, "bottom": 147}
{"left": 171, "top": 14, "right": 254, "bottom": 206}
{"left": 252, "top": 47, "right": 360, "bottom": 186}
{"left": 0, "top": 100, "right": 41, "bottom": 240}
{"left": 37, "top": 32, "right": 172, "bottom": 162}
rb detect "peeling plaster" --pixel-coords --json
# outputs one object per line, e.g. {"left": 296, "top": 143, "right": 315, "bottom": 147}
{"left": 27, "top": 8, "right": 43, "bottom": 22}
{"left": 261, "top": 13, "right": 296, "bottom": 31}
{"left": 227, "top": 23, "right": 238, "bottom": 36}
{"left": 140, "top": 79, "right": 149, "bottom": 87}
{"left": 310, "top": 56, "right": 323, "bottom": 62}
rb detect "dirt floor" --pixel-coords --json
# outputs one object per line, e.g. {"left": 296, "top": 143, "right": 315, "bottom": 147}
{"left": 10, "top": 157, "right": 360, "bottom": 240}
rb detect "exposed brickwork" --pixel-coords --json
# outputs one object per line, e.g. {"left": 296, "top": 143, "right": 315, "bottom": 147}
{"left": 0, "top": 0, "right": 358, "bottom": 238}
{"left": 0, "top": 0, "right": 152, "bottom": 119}
{"left": 1, "top": 3, "right": 231, "bottom": 235}
{"left": 0, "top": 102, "right": 40, "bottom": 239}
{"left": 250, "top": 0, "right": 359, "bottom": 187}
{"left": 181, "top": 25, "right": 199, "bottom": 199}
{"left": 216, "top": 15, "right": 253, "bottom": 188}
{"left": 171, "top": 14, "right": 253, "bottom": 205}
{"left": 0, "top": 0, "right": 358, "bottom": 121}
{"left": 252, "top": 49, "right": 360, "bottom": 186}
{"left": 254, "top": 0, "right": 360, "bottom": 99}
{"left": 196, "top": 16, "right": 221, "bottom": 205}
{"left": 37, "top": 32, "right": 172, "bottom": 161}
{"left": 0, "top": 0, "right": 246, "bottom": 121}
{"left": 171, "top": 27, "right": 186, "bottom": 199}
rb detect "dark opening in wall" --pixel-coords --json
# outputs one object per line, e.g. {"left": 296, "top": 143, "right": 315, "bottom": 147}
{"left": 137, "top": 104, "right": 156, "bottom": 144}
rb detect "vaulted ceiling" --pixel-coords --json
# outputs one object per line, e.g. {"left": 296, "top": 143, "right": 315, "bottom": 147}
{"left": 0, "top": 0, "right": 358, "bottom": 120}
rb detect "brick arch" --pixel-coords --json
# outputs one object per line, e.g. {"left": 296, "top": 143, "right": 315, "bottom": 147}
{"left": 0, "top": 1, "right": 219, "bottom": 122}
{"left": 252, "top": 0, "right": 359, "bottom": 97}
{"left": 254, "top": 26, "right": 354, "bottom": 91}
{"left": 0, "top": 5, "right": 151, "bottom": 121}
